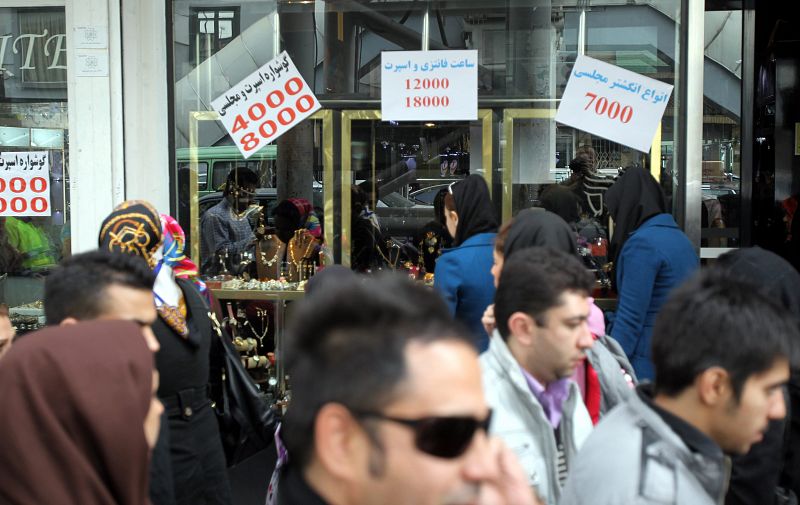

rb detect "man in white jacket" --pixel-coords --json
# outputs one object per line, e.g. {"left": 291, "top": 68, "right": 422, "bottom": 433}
{"left": 480, "top": 247, "right": 595, "bottom": 505}
{"left": 560, "top": 270, "right": 797, "bottom": 505}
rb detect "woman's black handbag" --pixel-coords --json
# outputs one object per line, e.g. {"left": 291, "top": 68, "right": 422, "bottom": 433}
{"left": 208, "top": 310, "right": 279, "bottom": 467}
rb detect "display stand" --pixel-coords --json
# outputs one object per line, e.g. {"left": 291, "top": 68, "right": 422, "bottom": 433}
{"left": 211, "top": 288, "right": 304, "bottom": 396}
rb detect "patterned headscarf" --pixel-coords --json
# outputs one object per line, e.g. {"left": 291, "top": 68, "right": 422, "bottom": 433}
{"left": 99, "top": 202, "right": 192, "bottom": 339}
{"left": 161, "top": 214, "right": 209, "bottom": 302}
{"left": 98, "top": 200, "right": 162, "bottom": 267}
{"left": 288, "top": 198, "right": 322, "bottom": 239}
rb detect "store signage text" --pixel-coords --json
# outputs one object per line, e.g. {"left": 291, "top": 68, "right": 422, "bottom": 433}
{"left": 555, "top": 55, "right": 672, "bottom": 153}
{"left": 381, "top": 50, "right": 478, "bottom": 121}
{"left": 211, "top": 51, "right": 321, "bottom": 159}
{"left": 0, "top": 152, "right": 51, "bottom": 217}
{"left": 0, "top": 30, "right": 66, "bottom": 75}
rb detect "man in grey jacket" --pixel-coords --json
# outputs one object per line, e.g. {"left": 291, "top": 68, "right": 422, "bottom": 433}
{"left": 561, "top": 270, "right": 799, "bottom": 505}
{"left": 481, "top": 248, "right": 595, "bottom": 505}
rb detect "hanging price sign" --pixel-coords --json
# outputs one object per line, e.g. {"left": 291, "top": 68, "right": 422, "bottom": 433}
{"left": 0, "top": 152, "right": 50, "bottom": 216}
{"left": 555, "top": 55, "right": 673, "bottom": 153}
{"left": 211, "top": 51, "right": 321, "bottom": 159}
{"left": 381, "top": 50, "right": 478, "bottom": 121}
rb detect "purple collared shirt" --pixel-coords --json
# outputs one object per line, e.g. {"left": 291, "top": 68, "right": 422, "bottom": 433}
{"left": 521, "top": 367, "right": 571, "bottom": 429}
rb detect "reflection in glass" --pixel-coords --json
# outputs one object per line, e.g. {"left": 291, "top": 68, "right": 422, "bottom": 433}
{"left": 0, "top": 7, "right": 69, "bottom": 320}
{"left": 702, "top": 8, "right": 742, "bottom": 247}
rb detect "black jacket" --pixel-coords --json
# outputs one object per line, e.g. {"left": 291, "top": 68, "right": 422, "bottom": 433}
{"left": 152, "top": 279, "right": 232, "bottom": 505}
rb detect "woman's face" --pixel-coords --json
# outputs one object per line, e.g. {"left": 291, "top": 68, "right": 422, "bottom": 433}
{"left": 445, "top": 209, "right": 458, "bottom": 239}
{"left": 490, "top": 249, "right": 504, "bottom": 288}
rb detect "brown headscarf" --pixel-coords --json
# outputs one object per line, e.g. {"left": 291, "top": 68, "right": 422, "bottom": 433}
{"left": 0, "top": 320, "right": 154, "bottom": 505}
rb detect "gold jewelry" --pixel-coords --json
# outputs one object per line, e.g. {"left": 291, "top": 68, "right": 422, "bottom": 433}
{"left": 376, "top": 239, "right": 400, "bottom": 269}
{"left": 289, "top": 230, "right": 316, "bottom": 269}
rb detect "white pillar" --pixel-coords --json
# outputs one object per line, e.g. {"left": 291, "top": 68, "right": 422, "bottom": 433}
{"left": 65, "top": 0, "right": 125, "bottom": 252}
{"left": 121, "top": 0, "right": 170, "bottom": 214}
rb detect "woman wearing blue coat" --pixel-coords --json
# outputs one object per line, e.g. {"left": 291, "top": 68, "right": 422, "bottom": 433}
{"left": 434, "top": 175, "right": 498, "bottom": 352}
{"left": 607, "top": 167, "right": 698, "bottom": 381}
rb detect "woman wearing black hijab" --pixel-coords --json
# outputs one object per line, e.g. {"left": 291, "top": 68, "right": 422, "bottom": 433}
{"left": 434, "top": 174, "right": 498, "bottom": 351}
{"left": 717, "top": 247, "right": 800, "bottom": 505}
{"left": 503, "top": 208, "right": 577, "bottom": 258}
{"left": 606, "top": 166, "right": 697, "bottom": 381}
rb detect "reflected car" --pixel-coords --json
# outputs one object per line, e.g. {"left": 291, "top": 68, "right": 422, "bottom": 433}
{"left": 375, "top": 191, "right": 434, "bottom": 239}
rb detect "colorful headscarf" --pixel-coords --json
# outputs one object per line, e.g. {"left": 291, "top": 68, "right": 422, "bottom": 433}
{"left": 160, "top": 214, "right": 209, "bottom": 302}
{"left": 99, "top": 202, "right": 197, "bottom": 339}
{"left": 288, "top": 198, "right": 322, "bottom": 239}
{"left": 98, "top": 200, "right": 162, "bottom": 267}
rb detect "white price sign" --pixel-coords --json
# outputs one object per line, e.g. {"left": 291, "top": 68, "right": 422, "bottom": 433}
{"left": 211, "top": 51, "right": 321, "bottom": 159}
{"left": 555, "top": 55, "right": 673, "bottom": 153}
{"left": 0, "top": 152, "right": 50, "bottom": 216}
{"left": 381, "top": 50, "right": 478, "bottom": 121}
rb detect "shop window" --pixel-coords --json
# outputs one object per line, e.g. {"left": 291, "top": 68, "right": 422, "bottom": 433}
{"left": 0, "top": 7, "right": 69, "bottom": 329}
{"left": 170, "top": 0, "right": 685, "bottom": 277}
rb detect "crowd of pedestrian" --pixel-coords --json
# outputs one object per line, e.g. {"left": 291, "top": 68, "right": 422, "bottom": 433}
{"left": 1, "top": 161, "right": 799, "bottom": 505}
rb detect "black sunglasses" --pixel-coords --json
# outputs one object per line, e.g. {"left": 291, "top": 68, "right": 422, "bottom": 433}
{"left": 351, "top": 409, "right": 493, "bottom": 459}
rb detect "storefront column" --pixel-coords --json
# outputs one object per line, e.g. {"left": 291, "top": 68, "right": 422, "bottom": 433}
{"left": 65, "top": 0, "right": 125, "bottom": 252}
{"left": 121, "top": 0, "right": 170, "bottom": 214}
{"left": 677, "top": 0, "right": 704, "bottom": 251}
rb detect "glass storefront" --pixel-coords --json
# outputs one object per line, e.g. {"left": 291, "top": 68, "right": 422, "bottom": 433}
{"left": 702, "top": 7, "right": 742, "bottom": 248}
{"left": 0, "top": 7, "right": 70, "bottom": 318}
{"left": 170, "top": 0, "right": 684, "bottom": 277}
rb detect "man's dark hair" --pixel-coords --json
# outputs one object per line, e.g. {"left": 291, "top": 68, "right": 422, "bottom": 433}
{"left": 652, "top": 269, "right": 799, "bottom": 400}
{"left": 281, "top": 273, "right": 470, "bottom": 470}
{"left": 495, "top": 247, "right": 593, "bottom": 340}
{"left": 44, "top": 250, "right": 155, "bottom": 324}
{"left": 223, "top": 167, "right": 259, "bottom": 195}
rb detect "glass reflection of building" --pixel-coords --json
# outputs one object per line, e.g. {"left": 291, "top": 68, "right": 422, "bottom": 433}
{"left": 3, "top": 0, "right": 800, "bottom": 305}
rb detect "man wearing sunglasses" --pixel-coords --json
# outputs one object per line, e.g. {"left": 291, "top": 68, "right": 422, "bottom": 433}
{"left": 482, "top": 248, "right": 595, "bottom": 505}
{"left": 560, "top": 270, "right": 798, "bottom": 505}
{"left": 277, "top": 273, "right": 542, "bottom": 505}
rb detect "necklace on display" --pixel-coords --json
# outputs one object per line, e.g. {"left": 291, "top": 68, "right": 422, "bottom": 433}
{"left": 249, "top": 308, "right": 269, "bottom": 348}
{"left": 259, "top": 236, "right": 280, "bottom": 267}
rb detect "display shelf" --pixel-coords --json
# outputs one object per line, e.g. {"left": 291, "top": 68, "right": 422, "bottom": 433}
{"left": 209, "top": 288, "right": 305, "bottom": 301}
{"left": 210, "top": 288, "right": 305, "bottom": 398}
